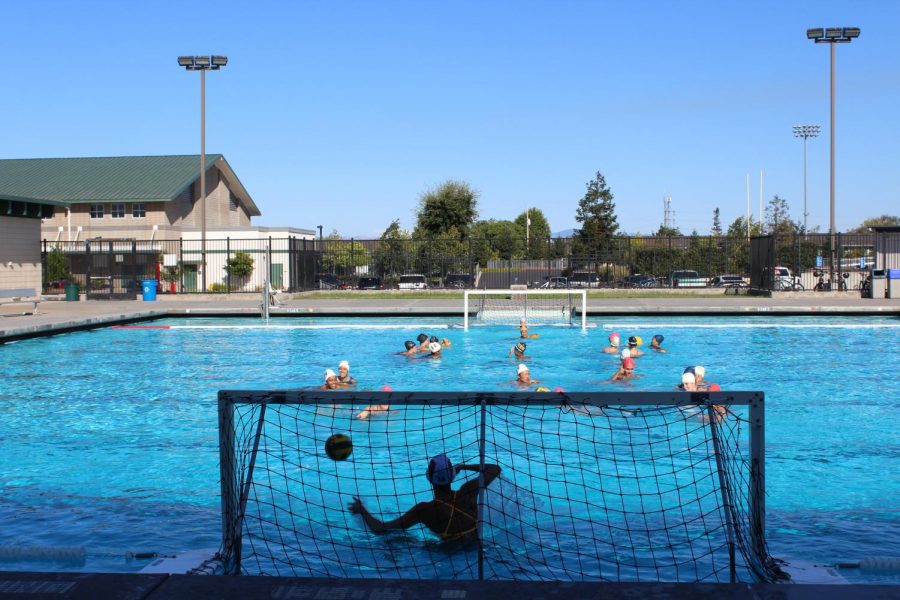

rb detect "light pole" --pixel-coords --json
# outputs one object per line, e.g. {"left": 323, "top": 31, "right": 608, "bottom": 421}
{"left": 178, "top": 55, "right": 228, "bottom": 293}
{"left": 792, "top": 124, "right": 820, "bottom": 233}
{"left": 806, "top": 27, "right": 859, "bottom": 283}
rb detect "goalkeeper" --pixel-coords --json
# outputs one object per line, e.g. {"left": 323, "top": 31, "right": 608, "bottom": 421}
{"left": 348, "top": 454, "right": 500, "bottom": 544}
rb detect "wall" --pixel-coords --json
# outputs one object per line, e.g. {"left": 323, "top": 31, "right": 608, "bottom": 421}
{"left": 0, "top": 216, "right": 41, "bottom": 292}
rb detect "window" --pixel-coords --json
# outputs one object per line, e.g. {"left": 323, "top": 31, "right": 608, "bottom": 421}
{"left": 110, "top": 204, "right": 125, "bottom": 218}
{"left": 229, "top": 193, "right": 239, "bottom": 212}
{"left": 90, "top": 204, "right": 104, "bottom": 219}
{"left": 132, "top": 203, "right": 146, "bottom": 218}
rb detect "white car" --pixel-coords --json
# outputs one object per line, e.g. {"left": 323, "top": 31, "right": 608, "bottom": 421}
{"left": 764, "top": 266, "right": 803, "bottom": 291}
{"left": 398, "top": 274, "right": 428, "bottom": 289}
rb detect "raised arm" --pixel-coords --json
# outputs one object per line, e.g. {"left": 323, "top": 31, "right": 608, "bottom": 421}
{"left": 456, "top": 463, "right": 501, "bottom": 496}
{"left": 347, "top": 497, "right": 426, "bottom": 534}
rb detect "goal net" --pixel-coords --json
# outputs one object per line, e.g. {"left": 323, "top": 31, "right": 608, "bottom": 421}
{"left": 217, "top": 390, "right": 786, "bottom": 583}
{"left": 464, "top": 289, "right": 587, "bottom": 330}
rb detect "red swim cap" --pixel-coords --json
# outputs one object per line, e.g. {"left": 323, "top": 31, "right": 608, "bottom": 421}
{"left": 381, "top": 385, "right": 393, "bottom": 392}
{"left": 707, "top": 384, "right": 721, "bottom": 392}
{"left": 622, "top": 357, "right": 635, "bottom": 369}
{"left": 553, "top": 387, "right": 565, "bottom": 393}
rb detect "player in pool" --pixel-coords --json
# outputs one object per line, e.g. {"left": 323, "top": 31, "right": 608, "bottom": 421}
{"left": 337, "top": 360, "right": 356, "bottom": 386}
{"left": 320, "top": 369, "right": 342, "bottom": 390}
{"left": 650, "top": 335, "right": 666, "bottom": 352}
{"left": 399, "top": 340, "right": 419, "bottom": 356}
{"left": 627, "top": 336, "right": 644, "bottom": 358}
{"left": 515, "top": 363, "right": 540, "bottom": 387}
{"left": 612, "top": 356, "right": 639, "bottom": 381}
{"left": 416, "top": 333, "right": 430, "bottom": 352}
{"left": 508, "top": 342, "right": 528, "bottom": 360}
{"left": 519, "top": 319, "right": 539, "bottom": 339}
{"left": 602, "top": 332, "right": 620, "bottom": 354}
{"left": 348, "top": 454, "right": 501, "bottom": 544}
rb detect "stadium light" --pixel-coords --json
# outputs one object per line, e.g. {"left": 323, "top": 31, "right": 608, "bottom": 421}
{"left": 792, "top": 125, "right": 820, "bottom": 233}
{"left": 806, "top": 27, "right": 859, "bottom": 283}
{"left": 178, "top": 54, "right": 228, "bottom": 293}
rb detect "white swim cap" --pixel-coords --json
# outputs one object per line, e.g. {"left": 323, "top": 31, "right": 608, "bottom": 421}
{"left": 324, "top": 368, "right": 336, "bottom": 380}
{"left": 694, "top": 366, "right": 705, "bottom": 378}
{"left": 621, "top": 349, "right": 631, "bottom": 359}
{"left": 517, "top": 363, "right": 529, "bottom": 374}
{"left": 682, "top": 372, "right": 696, "bottom": 384}
{"left": 428, "top": 342, "right": 441, "bottom": 353}
{"left": 339, "top": 360, "right": 350, "bottom": 370}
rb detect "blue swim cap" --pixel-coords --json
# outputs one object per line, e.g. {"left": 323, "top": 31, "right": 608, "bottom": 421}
{"left": 404, "top": 340, "right": 416, "bottom": 350}
{"left": 417, "top": 333, "right": 428, "bottom": 343}
{"left": 683, "top": 366, "right": 696, "bottom": 375}
{"left": 426, "top": 454, "right": 456, "bottom": 487}
{"left": 653, "top": 335, "right": 664, "bottom": 344}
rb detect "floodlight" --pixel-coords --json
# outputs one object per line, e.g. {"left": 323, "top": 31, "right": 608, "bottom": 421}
{"left": 825, "top": 28, "right": 842, "bottom": 39}
{"left": 211, "top": 55, "right": 228, "bottom": 67}
{"left": 177, "top": 56, "right": 194, "bottom": 68}
{"left": 843, "top": 27, "right": 860, "bottom": 39}
{"left": 807, "top": 28, "right": 823, "bottom": 40}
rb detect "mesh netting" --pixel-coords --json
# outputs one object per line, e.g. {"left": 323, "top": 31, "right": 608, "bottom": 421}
{"left": 218, "top": 391, "right": 786, "bottom": 583}
{"left": 467, "top": 291, "right": 583, "bottom": 326}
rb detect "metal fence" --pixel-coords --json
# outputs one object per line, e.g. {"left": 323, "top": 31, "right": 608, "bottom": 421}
{"left": 42, "top": 234, "right": 809, "bottom": 295}
{"left": 749, "top": 233, "right": 875, "bottom": 291}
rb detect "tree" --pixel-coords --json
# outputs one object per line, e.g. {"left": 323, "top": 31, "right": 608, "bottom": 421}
{"left": 514, "top": 208, "right": 551, "bottom": 258}
{"left": 470, "top": 219, "right": 525, "bottom": 264}
{"left": 575, "top": 171, "right": 619, "bottom": 241}
{"left": 320, "top": 231, "right": 370, "bottom": 275}
{"left": 654, "top": 224, "right": 682, "bottom": 237}
{"left": 413, "top": 180, "right": 479, "bottom": 239}
{"left": 43, "top": 247, "right": 72, "bottom": 286}
{"left": 711, "top": 208, "right": 723, "bottom": 236}
{"left": 373, "top": 219, "right": 412, "bottom": 279}
{"left": 849, "top": 214, "right": 900, "bottom": 233}
{"left": 764, "top": 195, "right": 798, "bottom": 237}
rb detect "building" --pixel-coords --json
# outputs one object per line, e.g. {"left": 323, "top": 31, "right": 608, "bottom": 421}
{"left": 0, "top": 197, "right": 66, "bottom": 296}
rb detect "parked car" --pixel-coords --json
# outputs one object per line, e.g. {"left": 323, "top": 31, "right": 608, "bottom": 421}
{"left": 444, "top": 274, "right": 474, "bottom": 289}
{"left": 709, "top": 274, "right": 748, "bottom": 288}
{"left": 540, "top": 276, "right": 568, "bottom": 289}
{"left": 357, "top": 276, "right": 384, "bottom": 290}
{"left": 670, "top": 270, "right": 706, "bottom": 288}
{"left": 398, "top": 274, "right": 428, "bottom": 290}
{"left": 618, "top": 274, "right": 656, "bottom": 288}
{"left": 568, "top": 272, "right": 601, "bottom": 288}
{"left": 315, "top": 273, "right": 348, "bottom": 290}
{"left": 763, "top": 266, "right": 803, "bottom": 291}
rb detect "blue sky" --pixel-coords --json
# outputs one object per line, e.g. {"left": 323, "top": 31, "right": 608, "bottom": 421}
{"left": 2, "top": 1, "right": 898, "bottom": 237}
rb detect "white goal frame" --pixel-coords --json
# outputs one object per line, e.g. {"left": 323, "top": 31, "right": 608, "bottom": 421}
{"left": 464, "top": 288, "right": 587, "bottom": 331}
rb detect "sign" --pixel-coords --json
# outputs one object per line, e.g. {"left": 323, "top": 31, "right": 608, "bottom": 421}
{"left": 815, "top": 255, "right": 823, "bottom": 268}
{"left": 163, "top": 254, "right": 178, "bottom": 267}
{"left": 859, "top": 257, "right": 867, "bottom": 269}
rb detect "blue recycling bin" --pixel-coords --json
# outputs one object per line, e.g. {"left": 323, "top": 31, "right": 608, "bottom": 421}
{"left": 141, "top": 279, "right": 158, "bottom": 301}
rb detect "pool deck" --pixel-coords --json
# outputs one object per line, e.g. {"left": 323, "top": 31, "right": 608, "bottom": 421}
{"left": 1, "top": 292, "right": 899, "bottom": 343}
{"left": 0, "top": 571, "right": 896, "bottom": 599}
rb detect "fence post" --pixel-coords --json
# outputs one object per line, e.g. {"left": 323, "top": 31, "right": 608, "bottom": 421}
{"left": 178, "top": 238, "right": 184, "bottom": 293}
{"left": 225, "top": 237, "right": 231, "bottom": 293}
{"left": 268, "top": 236, "right": 273, "bottom": 290}
{"left": 85, "top": 240, "right": 92, "bottom": 298}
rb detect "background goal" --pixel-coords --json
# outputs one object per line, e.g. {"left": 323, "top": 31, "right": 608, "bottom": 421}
{"left": 464, "top": 289, "right": 587, "bottom": 330}
{"left": 218, "top": 390, "right": 785, "bottom": 583}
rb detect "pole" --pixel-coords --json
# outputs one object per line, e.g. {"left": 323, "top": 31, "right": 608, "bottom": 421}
{"left": 200, "top": 68, "right": 207, "bottom": 294}
{"left": 759, "top": 170, "right": 763, "bottom": 227}
{"left": 746, "top": 174, "right": 750, "bottom": 240}
{"left": 803, "top": 136, "right": 808, "bottom": 233}
{"left": 829, "top": 41, "right": 836, "bottom": 285}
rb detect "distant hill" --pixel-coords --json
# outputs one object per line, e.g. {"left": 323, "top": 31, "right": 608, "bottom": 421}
{"left": 551, "top": 228, "right": 576, "bottom": 238}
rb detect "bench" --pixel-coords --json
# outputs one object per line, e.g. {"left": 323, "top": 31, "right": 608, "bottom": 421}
{"left": 0, "top": 288, "right": 40, "bottom": 316}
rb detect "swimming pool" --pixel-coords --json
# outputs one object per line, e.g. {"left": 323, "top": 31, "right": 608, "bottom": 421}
{"left": 0, "top": 316, "right": 898, "bottom": 583}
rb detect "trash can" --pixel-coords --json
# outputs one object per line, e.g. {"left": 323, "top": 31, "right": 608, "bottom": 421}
{"left": 141, "top": 279, "right": 158, "bottom": 302}
{"left": 64, "top": 283, "right": 79, "bottom": 302}
{"left": 870, "top": 269, "right": 887, "bottom": 299}
{"left": 888, "top": 269, "right": 900, "bottom": 299}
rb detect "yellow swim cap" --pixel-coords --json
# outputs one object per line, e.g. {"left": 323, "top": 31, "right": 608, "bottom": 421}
{"left": 535, "top": 386, "right": 551, "bottom": 392}
{"left": 635, "top": 336, "right": 643, "bottom": 346}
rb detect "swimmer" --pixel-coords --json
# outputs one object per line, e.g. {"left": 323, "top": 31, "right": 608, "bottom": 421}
{"left": 417, "top": 333, "right": 430, "bottom": 352}
{"left": 515, "top": 363, "right": 540, "bottom": 387}
{"left": 348, "top": 454, "right": 500, "bottom": 544}
{"left": 357, "top": 385, "right": 392, "bottom": 420}
{"left": 627, "top": 336, "right": 644, "bottom": 358}
{"left": 693, "top": 366, "right": 707, "bottom": 389}
{"left": 508, "top": 342, "right": 528, "bottom": 360}
{"left": 650, "top": 335, "right": 666, "bottom": 353}
{"left": 679, "top": 371, "right": 697, "bottom": 391}
{"left": 702, "top": 384, "right": 728, "bottom": 423}
{"left": 320, "top": 368, "right": 341, "bottom": 390}
{"left": 399, "top": 340, "right": 419, "bottom": 356}
{"left": 612, "top": 356, "right": 637, "bottom": 381}
{"left": 337, "top": 360, "right": 356, "bottom": 386}
{"left": 519, "top": 319, "right": 539, "bottom": 339}
{"left": 441, "top": 337, "right": 452, "bottom": 348}
{"left": 602, "top": 332, "right": 621, "bottom": 354}
{"left": 426, "top": 341, "right": 442, "bottom": 358}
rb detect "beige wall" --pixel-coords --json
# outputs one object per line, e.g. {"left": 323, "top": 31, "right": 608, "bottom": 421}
{"left": 0, "top": 216, "right": 42, "bottom": 292}
{"left": 40, "top": 166, "right": 252, "bottom": 240}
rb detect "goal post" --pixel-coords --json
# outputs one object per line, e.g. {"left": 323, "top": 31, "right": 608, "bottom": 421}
{"left": 464, "top": 289, "right": 588, "bottom": 331}
{"left": 217, "top": 389, "right": 784, "bottom": 583}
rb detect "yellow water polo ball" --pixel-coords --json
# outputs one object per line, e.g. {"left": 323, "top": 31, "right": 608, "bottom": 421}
{"left": 325, "top": 433, "right": 353, "bottom": 461}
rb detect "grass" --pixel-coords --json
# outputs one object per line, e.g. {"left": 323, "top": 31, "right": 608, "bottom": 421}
{"left": 290, "top": 289, "right": 745, "bottom": 300}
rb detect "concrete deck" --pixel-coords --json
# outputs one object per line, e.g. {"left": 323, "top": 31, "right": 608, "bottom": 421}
{"left": 1, "top": 293, "right": 898, "bottom": 343}
{"left": 0, "top": 571, "right": 897, "bottom": 599}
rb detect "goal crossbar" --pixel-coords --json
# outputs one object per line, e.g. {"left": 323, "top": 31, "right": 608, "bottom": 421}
{"left": 464, "top": 289, "right": 588, "bottom": 331}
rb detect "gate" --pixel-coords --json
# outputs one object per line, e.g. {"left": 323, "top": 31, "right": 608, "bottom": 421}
{"left": 85, "top": 239, "right": 157, "bottom": 299}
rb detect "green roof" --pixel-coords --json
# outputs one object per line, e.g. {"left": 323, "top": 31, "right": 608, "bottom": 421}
{"left": 0, "top": 155, "right": 259, "bottom": 216}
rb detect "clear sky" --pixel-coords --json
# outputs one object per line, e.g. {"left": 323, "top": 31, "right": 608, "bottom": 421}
{"left": 2, "top": 1, "right": 898, "bottom": 237}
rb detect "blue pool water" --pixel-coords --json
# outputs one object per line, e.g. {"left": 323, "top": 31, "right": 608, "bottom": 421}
{"left": 0, "top": 316, "right": 898, "bottom": 583}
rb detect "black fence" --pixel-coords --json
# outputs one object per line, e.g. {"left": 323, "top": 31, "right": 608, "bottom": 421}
{"left": 749, "top": 233, "right": 875, "bottom": 291}
{"left": 44, "top": 234, "right": 853, "bottom": 295}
